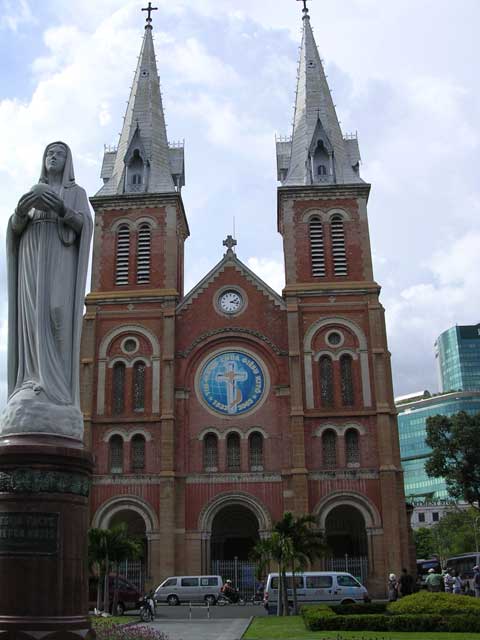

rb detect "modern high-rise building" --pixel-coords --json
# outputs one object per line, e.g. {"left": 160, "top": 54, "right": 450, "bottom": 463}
{"left": 435, "top": 324, "right": 480, "bottom": 392}
{"left": 80, "top": 5, "right": 413, "bottom": 597}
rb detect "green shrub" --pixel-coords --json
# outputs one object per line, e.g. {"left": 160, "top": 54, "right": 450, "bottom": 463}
{"left": 330, "top": 602, "right": 388, "bottom": 615}
{"left": 388, "top": 590, "right": 480, "bottom": 615}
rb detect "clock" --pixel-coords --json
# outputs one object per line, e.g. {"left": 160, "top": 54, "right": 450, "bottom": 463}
{"left": 218, "top": 289, "right": 244, "bottom": 314}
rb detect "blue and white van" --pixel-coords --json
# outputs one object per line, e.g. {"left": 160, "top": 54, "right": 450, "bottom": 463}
{"left": 264, "top": 571, "right": 369, "bottom": 613}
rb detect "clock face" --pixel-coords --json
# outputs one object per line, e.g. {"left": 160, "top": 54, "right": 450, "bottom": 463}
{"left": 219, "top": 290, "right": 243, "bottom": 314}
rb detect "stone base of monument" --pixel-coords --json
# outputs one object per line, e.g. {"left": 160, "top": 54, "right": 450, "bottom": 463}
{"left": 0, "top": 435, "right": 94, "bottom": 639}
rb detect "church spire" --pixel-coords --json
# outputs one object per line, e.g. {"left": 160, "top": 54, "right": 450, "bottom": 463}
{"left": 276, "top": 4, "right": 362, "bottom": 186}
{"left": 96, "top": 8, "right": 184, "bottom": 196}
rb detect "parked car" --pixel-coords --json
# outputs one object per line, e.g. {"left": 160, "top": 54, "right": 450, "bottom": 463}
{"left": 263, "top": 571, "right": 369, "bottom": 613}
{"left": 154, "top": 575, "right": 223, "bottom": 606}
{"left": 89, "top": 575, "right": 141, "bottom": 615}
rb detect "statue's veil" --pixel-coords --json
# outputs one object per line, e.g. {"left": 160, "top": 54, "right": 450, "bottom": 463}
{"left": 38, "top": 141, "right": 76, "bottom": 189}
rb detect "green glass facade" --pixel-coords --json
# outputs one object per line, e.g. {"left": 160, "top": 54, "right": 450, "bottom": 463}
{"left": 435, "top": 324, "right": 480, "bottom": 392}
{"left": 397, "top": 392, "right": 480, "bottom": 500}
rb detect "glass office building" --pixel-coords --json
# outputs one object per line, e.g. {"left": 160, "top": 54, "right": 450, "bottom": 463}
{"left": 435, "top": 324, "right": 480, "bottom": 392}
{"left": 397, "top": 391, "right": 480, "bottom": 501}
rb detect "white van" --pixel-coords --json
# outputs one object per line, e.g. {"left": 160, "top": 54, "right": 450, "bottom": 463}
{"left": 264, "top": 571, "right": 369, "bottom": 612}
{"left": 154, "top": 575, "right": 223, "bottom": 606}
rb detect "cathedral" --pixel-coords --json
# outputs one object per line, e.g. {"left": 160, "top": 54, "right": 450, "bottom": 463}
{"left": 80, "top": 3, "right": 413, "bottom": 597}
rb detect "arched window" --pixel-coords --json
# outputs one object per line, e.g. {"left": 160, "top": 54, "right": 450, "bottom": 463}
{"left": 249, "top": 432, "right": 264, "bottom": 471}
{"left": 322, "top": 430, "right": 337, "bottom": 467}
{"left": 126, "top": 149, "right": 145, "bottom": 193}
{"left": 310, "top": 216, "right": 325, "bottom": 277}
{"left": 112, "top": 363, "right": 125, "bottom": 415}
{"left": 331, "top": 215, "right": 348, "bottom": 276}
{"left": 340, "top": 354, "right": 354, "bottom": 406}
{"left": 132, "top": 173, "right": 142, "bottom": 185}
{"left": 318, "top": 164, "right": 327, "bottom": 176}
{"left": 115, "top": 225, "right": 130, "bottom": 285}
{"left": 319, "top": 356, "right": 334, "bottom": 407}
{"left": 133, "top": 361, "right": 146, "bottom": 412}
{"left": 226, "top": 433, "right": 241, "bottom": 472}
{"left": 109, "top": 435, "right": 124, "bottom": 474}
{"left": 313, "top": 139, "right": 330, "bottom": 182}
{"left": 345, "top": 429, "right": 360, "bottom": 465}
{"left": 137, "top": 224, "right": 151, "bottom": 284}
{"left": 203, "top": 434, "right": 218, "bottom": 471}
{"left": 131, "top": 434, "right": 146, "bottom": 472}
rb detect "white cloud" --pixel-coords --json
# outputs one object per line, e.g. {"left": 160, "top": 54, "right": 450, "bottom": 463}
{"left": 0, "top": 0, "right": 33, "bottom": 32}
{"left": 246, "top": 257, "right": 285, "bottom": 294}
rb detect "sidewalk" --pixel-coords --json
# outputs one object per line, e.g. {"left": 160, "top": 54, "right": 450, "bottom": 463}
{"left": 140, "top": 618, "right": 252, "bottom": 640}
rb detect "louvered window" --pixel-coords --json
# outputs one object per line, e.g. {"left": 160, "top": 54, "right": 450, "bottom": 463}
{"left": 112, "top": 363, "right": 125, "bottom": 415}
{"left": 137, "top": 224, "right": 151, "bottom": 284}
{"left": 131, "top": 435, "right": 146, "bottom": 472}
{"left": 110, "top": 435, "right": 124, "bottom": 474}
{"left": 226, "top": 433, "right": 241, "bottom": 472}
{"left": 115, "top": 225, "right": 130, "bottom": 285}
{"left": 319, "top": 356, "right": 334, "bottom": 407}
{"left": 249, "top": 432, "right": 264, "bottom": 471}
{"left": 331, "top": 215, "right": 348, "bottom": 276}
{"left": 310, "top": 217, "right": 325, "bottom": 277}
{"left": 203, "top": 434, "right": 218, "bottom": 471}
{"left": 322, "top": 430, "right": 337, "bottom": 467}
{"left": 133, "top": 362, "right": 146, "bottom": 412}
{"left": 340, "top": 354, "right": 354, "bottom": 406}
{"left": 345, "top": 429, "right": 360, "bottom": 465}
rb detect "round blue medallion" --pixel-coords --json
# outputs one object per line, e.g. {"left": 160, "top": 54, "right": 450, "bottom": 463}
{"left": 198, "top": 351, "right": 266, "bottom": 416}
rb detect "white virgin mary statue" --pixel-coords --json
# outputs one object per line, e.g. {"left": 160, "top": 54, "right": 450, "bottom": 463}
{"left": 1, "top": 142, "right": 93, "bottom": 440}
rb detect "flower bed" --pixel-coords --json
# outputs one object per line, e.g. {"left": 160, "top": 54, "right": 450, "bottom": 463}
{"left": 302, "top": 593, "right": 480, "bottom": 633}
{"left": 92, "top": 619, "right": 168, "bottom": 640}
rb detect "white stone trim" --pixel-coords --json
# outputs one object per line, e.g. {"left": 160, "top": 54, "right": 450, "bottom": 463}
{"left": 110, "top": 218, "right": 136, "bottom": 233}
{"left": 102, "top": 428, "right": 128, "bottom": 442}
{"left": 108, "top": 357, "right": 130, "bottom": 368}
{"left": 99, "top": 325, "right": 160, "bottom": 359}
{"left": 198, "top": 491, "right": 272, "bottom": 533}
{"left": 131, "top": 356, "right": 151, "bottom": 368}
{"left": 92, "top": 494, "right": 159, "bottom": 533}
{"left": 304, "top": 317, "right": 371, "bottom": 409}
{"left": 225, "top": 428, "right": 244, "bottom": 440}
{"left": 246, "top": 427, "right": 269, "bottom": 440}
{"left": 127, "top": 429, "right": 153, "bottom": 442}
{"left": 134, "top": 216, "right": 158, "bottom": 230}
{"left": 313, "top": 422, "right": 366, "bottom": 438}
{"left": 326, "top": 207, "right": 352, "bottom": 222}
{"left": 197, "top": 428, "right": 222, "bottom": 441}
{"left": 97, "top": 359, "right": 107, "bottom": 415}
{"left": 314, "top": 490, "right": 382, "bottom": 530}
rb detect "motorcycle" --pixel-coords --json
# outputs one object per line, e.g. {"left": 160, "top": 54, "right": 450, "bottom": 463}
{"left": 217, "top": 589, "right": 245, "bottom": 606}
{"left": 139, "top": 593, "right": 155, "bottom": 622}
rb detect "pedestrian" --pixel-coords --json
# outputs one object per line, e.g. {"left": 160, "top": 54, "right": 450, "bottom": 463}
{"left": 452, "top": 571, "right": 463, "bottom": 595}
{"left": 399, "top": 568, "right": 414, "bottom": 597}
{"left": 443, "top": 568, "right": 454, "bottom": 594}
{"left": 473, "top": 565, "right": 480, "bottom": 597}
{"left": 388, "top": 573, "right": 398, "bottom": 601}
{"left": 425, "top": 568, "right": 443, "bottom": 593}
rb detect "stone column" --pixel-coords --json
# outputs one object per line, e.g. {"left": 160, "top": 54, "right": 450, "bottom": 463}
{"left": 0, "top": 435, "right": 94, "bottom": 639}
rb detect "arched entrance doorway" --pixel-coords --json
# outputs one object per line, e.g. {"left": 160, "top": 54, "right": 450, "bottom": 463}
{"left": 211, "top": 504, "right": 260, "bottom": 561}
{"left": 324, "top": 505, "right": 368, "bottom": 581}
{"left": 108, "top": 509, "right": 147, "bottom": 592}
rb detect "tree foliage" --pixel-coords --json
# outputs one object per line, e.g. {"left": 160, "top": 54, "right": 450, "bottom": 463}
{"left": 425, "top": 411, "right": 480, "bottom": 507}
{"left": 413, "top": 508, "right": 480, "bottom": 564}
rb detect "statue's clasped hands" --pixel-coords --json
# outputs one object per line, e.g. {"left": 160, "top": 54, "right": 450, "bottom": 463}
{"left": 16, "top": 184, "right": 65, "bottom": 218}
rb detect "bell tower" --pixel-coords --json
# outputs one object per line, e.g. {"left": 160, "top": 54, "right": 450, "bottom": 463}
{"left": 277, "top": 2, "right": 412, "bottom": 590}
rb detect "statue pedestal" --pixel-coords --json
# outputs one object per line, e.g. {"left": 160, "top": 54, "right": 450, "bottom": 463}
{"left": 0, "top": 435, "right": 94, "bottom": 639}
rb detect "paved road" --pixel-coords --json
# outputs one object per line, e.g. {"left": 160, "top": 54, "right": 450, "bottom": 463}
{"left": 131, "top": 603, "right": 267, "bottom": 620}
{"left": 139, "top": 618, "right": 252, "bottom": 640}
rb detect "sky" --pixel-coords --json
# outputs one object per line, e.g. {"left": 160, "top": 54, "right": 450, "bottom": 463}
{"left": 0, "top": 0, "right": 479, "bottom": 404}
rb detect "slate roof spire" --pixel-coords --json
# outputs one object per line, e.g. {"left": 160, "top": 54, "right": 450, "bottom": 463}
{"left": 276, "top": 5, "right": 363, "bottom": 187}
{"left": 96, "top": 9, "right": 184, "bottom": 196}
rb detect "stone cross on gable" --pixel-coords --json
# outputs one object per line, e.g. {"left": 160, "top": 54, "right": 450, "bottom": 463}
{"left": 223, "top": 235, "right": 237, "bottom": 254}
{"left": 142, "top": 2, "right": 158, "bottom": 24}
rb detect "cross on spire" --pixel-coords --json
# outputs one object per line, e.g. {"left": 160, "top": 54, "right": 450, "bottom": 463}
{"left": 142, "top": 2, "right": 158, "bottom": 26}
{"left": 297, "top": 0, "right": 310, "bottom": 14}
{"left": 223, "top": 235, "right": 237, "bottom": 255}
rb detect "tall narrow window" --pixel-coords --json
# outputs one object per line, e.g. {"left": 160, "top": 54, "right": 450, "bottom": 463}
{"left": 340, "top": 354, "right": 355, "bottom": 406}
{"left": 319, "top": 356, "right": 334, "bottom": 407}
{"left": 137, "top": 224, "right": 151, "bottom": 284}
{"left": 331, "top": 215, "right": 348, "bottom": 276}
{"left": 110, "top": 435, "right": 124, "bottom": 473}
{"left": 345, "top": 429, "right": 360, "bottom": 465}
{"left": 203, "top": 434, "right": 218, "bottom": 471}
{"left": 226, "top": 433, "right": 241, "bottom": 472}
{"left": 133, "top": 361, "right": 146, "bottom": 412}
{"left": 310, "top": 216, "right": 325, "bottom": 277}
{"left": 322, "top": 430, "right": 337, "bottom": 467}
{"left": 112, "top": 363, "right": 125, "bottom": 415}
{"left": 131, "top": 434, "right": 146, "bottom": 472}
{"left": 115, "top": 225, "right": 130, "bottom": 285}
{"left": 249, "top": 432, "right": 264, "bottom": 471}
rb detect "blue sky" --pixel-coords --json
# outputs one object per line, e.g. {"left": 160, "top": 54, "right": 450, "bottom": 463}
{"left": 0, "top": 0, "right": 479, "bottom": 403}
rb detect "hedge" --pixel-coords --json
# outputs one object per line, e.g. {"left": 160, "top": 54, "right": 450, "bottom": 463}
{"left": 330, "top": 602, "right": 388, "bottom": 615}
{"left": 388, "top": 591, "right": 480, "bottom": 616}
